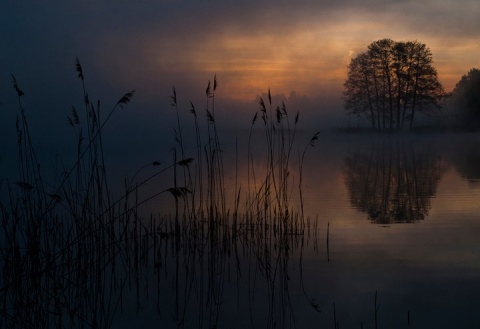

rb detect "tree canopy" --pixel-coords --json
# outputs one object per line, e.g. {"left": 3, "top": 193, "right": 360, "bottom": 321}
{"left": 449, "top": 68, "right": 480, "bottom": 126}
{"left": 343, "top": 39, "right": 445, "bottom": 130}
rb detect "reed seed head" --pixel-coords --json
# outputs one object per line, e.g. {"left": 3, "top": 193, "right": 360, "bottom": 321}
{"left": 75, "top": 57, "right": 84, "bottom": 81}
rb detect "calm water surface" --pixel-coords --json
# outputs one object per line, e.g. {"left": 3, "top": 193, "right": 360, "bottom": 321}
{"left": 110, "top": 132, "right": 480, "bottom": 328}
{"left": 2, "top": 131, "right": 480, "bottom": 328}
{"left": 295, "top": 133, "right": 480, "bottom": 328}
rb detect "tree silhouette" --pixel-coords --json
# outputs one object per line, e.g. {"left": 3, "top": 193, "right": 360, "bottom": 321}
{"left": 343, "top": 39, "right": 445, "bottom": 130}
{"left": 344, "top": 140, "right": 447, "bottom": 224}
{"left": 449, "top": 68, "right": 480, "bottom": 127}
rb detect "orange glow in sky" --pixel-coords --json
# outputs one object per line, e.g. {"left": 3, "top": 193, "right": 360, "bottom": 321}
{"left": 2, "top": 0, "right": 478, "bottom": 109}
{"left": 135, "top": 16, "right": 480, "bottom": 101}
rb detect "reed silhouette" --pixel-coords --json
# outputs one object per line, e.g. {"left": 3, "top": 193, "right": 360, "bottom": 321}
{"left": 0, "top": 61, "right": 322, "bottom": 328}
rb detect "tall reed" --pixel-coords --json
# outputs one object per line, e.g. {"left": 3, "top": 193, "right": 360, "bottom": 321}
{"left": 1, "top": 65, "right": 321, "bottom": 329}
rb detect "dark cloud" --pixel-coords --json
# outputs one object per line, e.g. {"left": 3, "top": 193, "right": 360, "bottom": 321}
{"left": 1, "top": 0, "right": 479, "bottom": 142}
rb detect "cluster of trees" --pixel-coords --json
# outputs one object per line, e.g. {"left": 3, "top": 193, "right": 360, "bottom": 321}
{"left": 343, "top": 38, "right": 480, "bottom": 130}
{"left": 448, "top": 68, "right": 480, "bottom": 126}
{"left": 343, "top": 39, "right": 445, "bottom": 130}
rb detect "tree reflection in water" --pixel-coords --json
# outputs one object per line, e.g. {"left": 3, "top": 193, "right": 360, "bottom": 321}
{"left": 450, "top": 139, "right": 480, "bottom": 185}
{"left": 344, "top": 139, "right": 448, "bottom": 224}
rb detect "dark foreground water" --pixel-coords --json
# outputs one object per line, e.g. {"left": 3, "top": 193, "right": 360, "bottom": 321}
{"left": 2, "top": 131, "right": 480, "bottom": 328}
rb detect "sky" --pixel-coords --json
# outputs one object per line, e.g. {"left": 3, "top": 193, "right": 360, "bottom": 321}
{"left": 1, "top": 0, "right": 480, "bottom": 158}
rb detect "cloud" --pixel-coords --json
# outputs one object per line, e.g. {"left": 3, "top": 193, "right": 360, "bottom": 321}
{"left": 1, "top": 0, "right": 479, "bottom": 112}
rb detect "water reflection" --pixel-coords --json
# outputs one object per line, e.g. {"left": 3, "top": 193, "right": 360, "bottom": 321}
{"left": 3, "top": 132, "right": 480, "bottom": 328}
{"left": 0, "top": 174, "right": 315, "bottom": 329}
{"left": 344, "top": 138, "right": 448, "bottom": 224}
{"left": 449, "top": 138, "right": 480, "bottom": 186}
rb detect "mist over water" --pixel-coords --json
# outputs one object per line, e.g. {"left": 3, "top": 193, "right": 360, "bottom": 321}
{"left": 117, "top": 131, "right": 480, "bottom": 328}
{"left": 2, "top": 87, "right": 480, "bottom": 328}
{"left": 2, "top": 0, "right": 480, "bottom": 327}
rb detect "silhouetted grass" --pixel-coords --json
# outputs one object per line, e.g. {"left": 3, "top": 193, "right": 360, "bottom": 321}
{"left": 0, "top": 61, "right": 321, "bottom": 329}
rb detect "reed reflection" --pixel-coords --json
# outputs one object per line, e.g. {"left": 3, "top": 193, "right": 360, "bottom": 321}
{"left": 0, "top": 71, "right": 321, "bottom": 329}
{"left": 343, "top": 139, "right": 447, "bottom": 224}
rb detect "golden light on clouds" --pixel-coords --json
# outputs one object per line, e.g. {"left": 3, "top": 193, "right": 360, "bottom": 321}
{"left": 208, "top": 30, "right": 472, "bottom": 100}
{"left": 123, "top": 7, "right": 480, "bottom": 103}
{"left": 164, "top": 26, "right": 363, "bottom": 100}
{"left": 431, "top": 39, "right": 480, "bottom": 91}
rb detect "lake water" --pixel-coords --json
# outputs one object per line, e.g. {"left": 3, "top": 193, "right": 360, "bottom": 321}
{"left": 2, "top": 130, "right": 480, "bottom": 328}
{"left": 109, "top": 131, "right": 480, "bottom": 328}
{"left": 286, "top": 133, "right": 480, "bottom": 328}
